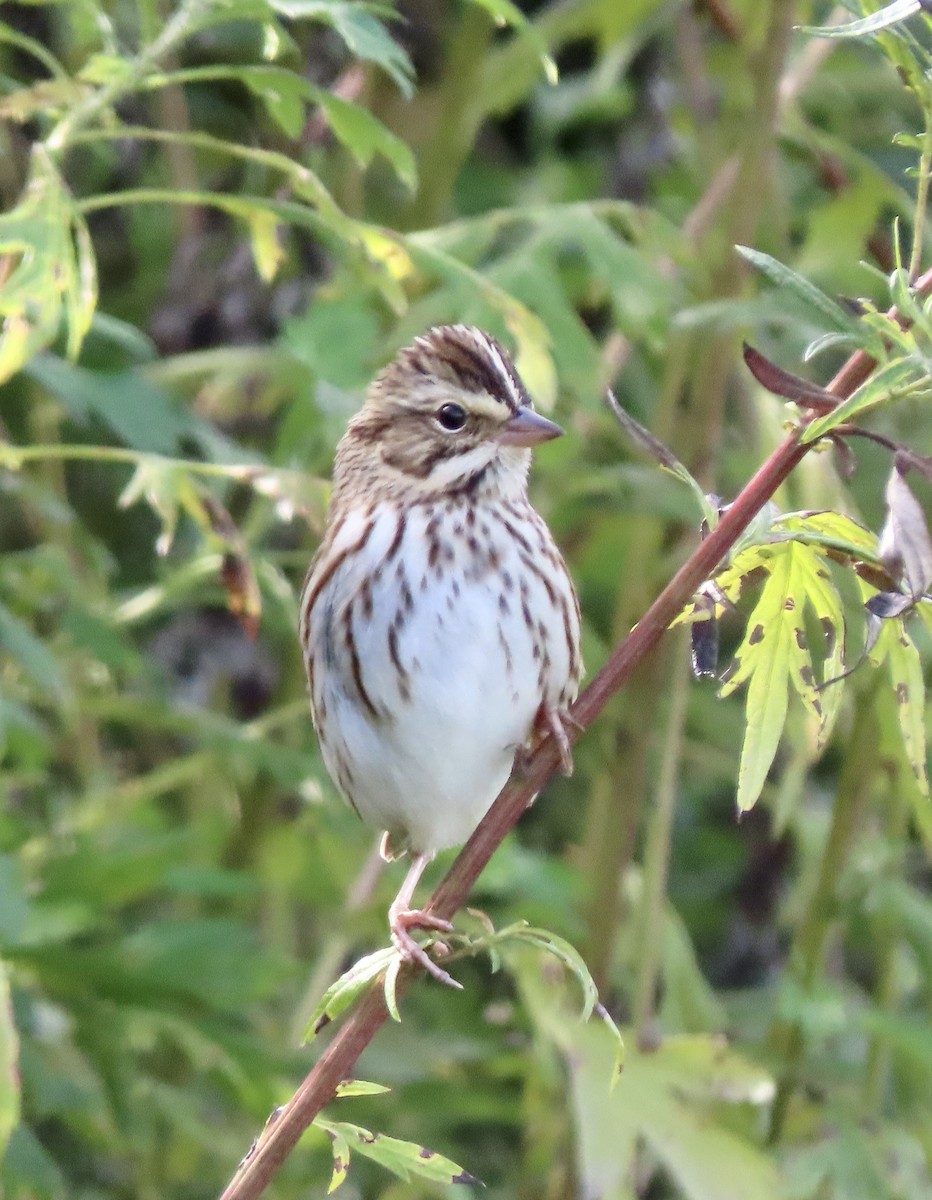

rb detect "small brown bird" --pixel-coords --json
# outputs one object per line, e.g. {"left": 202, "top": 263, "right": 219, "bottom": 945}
{"left": 299, "top": 325, "right": 582, "bottom": 985}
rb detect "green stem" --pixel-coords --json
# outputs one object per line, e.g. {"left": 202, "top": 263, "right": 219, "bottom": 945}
{"left": 767, "top": 689, "right": 879, "bottom": 1143}
{"left": 46, "top": 0, "right": 211, "bottom": 151}
{"left": 863, "top": 773, "right": 909, "bottom": 1115}
{"left": 909, "top": 119, "right": 932, "bottom": 281}
{"left": 633, "top": 631, "right": 691, "bottom": 1043}
{"left": 403, "top": 5, "right": 493, "bottom": 229}
{"left": 0, "top": 441, "right": 262, "bottom": 480}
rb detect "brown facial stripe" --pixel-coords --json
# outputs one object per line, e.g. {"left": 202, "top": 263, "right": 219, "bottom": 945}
{"left": 412, "top": 328, "right": 528, "bottom": 413}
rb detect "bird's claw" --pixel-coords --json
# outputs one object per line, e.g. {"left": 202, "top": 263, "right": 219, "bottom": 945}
{"left": 390, "top": 908, "right": 461, "bottom": 989}
{"left": 541, "top": 706, "right": 575, "bottom": 776}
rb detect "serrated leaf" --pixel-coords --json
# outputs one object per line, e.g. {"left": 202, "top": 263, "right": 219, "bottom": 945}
{"left": 269, "top": 1, "right": 415, "bottom": 97}
{"left": 522, "top": 979, "right": 778, "bottom": 1200}
{"left": 736, "top": 246, "right": 860, "bottom": 335}
{"left": 303, "top": 947, "right": 396, "bottom": 1041}
{"left": 803, "top": 359, "right": 928, "bottom": 443}
{"left": 801, "top": 0, "right": 922, "bottom": 38}
{"left": 720, "top": 544, "right": 845, "bottom": 811}
{"left": 239, "top": 65, "right": 308, "bottom": 137}
{"left": 318, "top": 1120, "right": 480, "bottom": 1186}
{"left": 775, "top": 510, "right": 879, "bottom": 560}
{"left": 313, "top": 91, "right": 417, "bottom": 189}
{"left": 868, "top": 618, "right": 929, "bottom": 796}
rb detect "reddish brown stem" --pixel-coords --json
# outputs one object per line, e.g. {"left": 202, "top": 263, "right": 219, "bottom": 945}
{"left": 219, "top": 266, "right": 932, "bottom": 1200}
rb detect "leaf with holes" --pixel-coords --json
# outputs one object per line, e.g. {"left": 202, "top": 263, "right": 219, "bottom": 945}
{"left": 867, "top": 613, "right": 929, "bottom": 797}
{"left": 315, "top": 1119, "right": 480, "bottom": 1188}
{"left": 720, "top": 543, "right": 846, "bottom": 811}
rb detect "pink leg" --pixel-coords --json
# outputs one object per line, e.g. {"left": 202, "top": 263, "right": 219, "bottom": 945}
{"left": 388, "top": 853, "right": 461, "bottom": 989}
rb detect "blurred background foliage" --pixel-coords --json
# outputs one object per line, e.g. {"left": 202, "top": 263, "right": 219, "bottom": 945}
{"left": 1, "top": 0, "right": 932, "bottom": 1196}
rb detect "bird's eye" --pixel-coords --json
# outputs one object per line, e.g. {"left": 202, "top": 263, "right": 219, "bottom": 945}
{"left": 436, "top": 403, "right": 467, "bottom": 431}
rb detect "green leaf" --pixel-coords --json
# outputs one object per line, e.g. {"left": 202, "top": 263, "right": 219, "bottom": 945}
{"left": 0, "top": 147, "right": 97, "bottom": 382}
{"left": 736, "top": 245, "right": 861, "bottom": 335}
{"left": 27, "top": 355, "right": 205, "bottom": 454}
{"left": 0, "top": 961, "right": 19, "bottom": 1160}
{"left": 488, "top": 921, "right": 624, "bottom": 1078}
{"left": 326, "top": 1124, "right": 351, "bottom": 1192}
{"left": 466, "top": 0, "right": 557, "bottom": 83}
{"left": 775, "top": 510, "right": 880, "bottom": 562}
{"left": 312, "top": 91, "right": 417, "bottom": 189}
{"left": 332, "top": 1080, "right": 391, "bottom": 1099}
{"left": 520, "top": 977, "right": 778, "bottom": 1200}
{"left": 316, "top": 1119, "right": 480, "bottom": 1186}
{"left": 269, "top": 1, "right": 416, "bottom": 97}
{"left": 801, "top": 0, "right": 922, "bottom": 38}
{"left": 303, "top": 948, "right": 396, "bottom": 1041}
{"left": 238, "top": 65, "right": 308, "bottom": 138}
{"left": 867, "top": 616, "right": 929, "bottom": 797}
{"left": 720, "top": 543, "right": 846, "bottom": 811}
{"left": 606, "top": 392, "right": 717, "bottom": 527}
{"left": 802, "top": 359, "right": 931, "bottom": 443}
{"left": 0, "top": 600, "right": 68, "bottom": 699}
{"left": 247, "top": 209, "right": 285, "bottom": 282}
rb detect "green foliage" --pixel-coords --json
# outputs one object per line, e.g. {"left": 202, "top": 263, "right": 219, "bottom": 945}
{"left": 2, "top": 0, "right": 932, "bottom": 1197}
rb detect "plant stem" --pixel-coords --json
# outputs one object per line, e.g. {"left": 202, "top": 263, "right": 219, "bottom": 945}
{"left": 909, "top": 119, "right": 932, "bottom": 280}
{"left": 633, "top": 630, "right": 691, "bottom": 1043}
{"left": 46, "top": 0, "right": 210, "bottom": 152}
{"left": 402, "top": 5, "right": 493, "bottom": 229}
{"left": 767, "top": 689, "right": 879, "bottom": 1143}
{"left": 863, "top": 769, "right": 909, "bottom": 1116}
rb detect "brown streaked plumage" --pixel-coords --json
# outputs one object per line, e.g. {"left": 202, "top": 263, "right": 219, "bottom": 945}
{"left": 299, "top": 324, "right": 582, "bottom": 986}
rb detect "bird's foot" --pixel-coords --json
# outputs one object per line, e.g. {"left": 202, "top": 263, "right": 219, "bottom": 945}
{"left": 389, "top": 907, "right": 461, "bottom": 990}
{"left": 536, "top": 706, "right": 577, "bottom": 776}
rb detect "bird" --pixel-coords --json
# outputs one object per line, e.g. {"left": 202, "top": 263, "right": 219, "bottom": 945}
{"left": 299, "top": 324, "right": 583, "bottom": 986}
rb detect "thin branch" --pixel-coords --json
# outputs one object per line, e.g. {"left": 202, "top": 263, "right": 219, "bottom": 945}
{"left": 219, "top": 263, "right": 932, "bottom": 1200}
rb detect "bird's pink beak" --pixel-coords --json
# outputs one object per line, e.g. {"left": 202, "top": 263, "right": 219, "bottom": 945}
{"left": 499, "top": 406, "right": 563, "bottom": 447}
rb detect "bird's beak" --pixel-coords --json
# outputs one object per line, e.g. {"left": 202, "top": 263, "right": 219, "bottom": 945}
{"left": 499, "top": 406, "right": 563, "bottom": 447}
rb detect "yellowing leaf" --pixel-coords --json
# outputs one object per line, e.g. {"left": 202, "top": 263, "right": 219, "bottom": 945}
{"left": 867, "top": 616, "right": 929, "bottom": 797}
{"left": 505, "top": 304, "right": 557, "bottom": 409}
{"left": 0, "top": 146, "right": 97, "bottom": 382}
{"left": 247, "top": 209, "right": 285, "bottom": 282}
{"left": 315, "top": 1119, "right": 479, "bottom": 1188}
{"left": 720, "top": 543, "right": 847, "bottom": 812}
